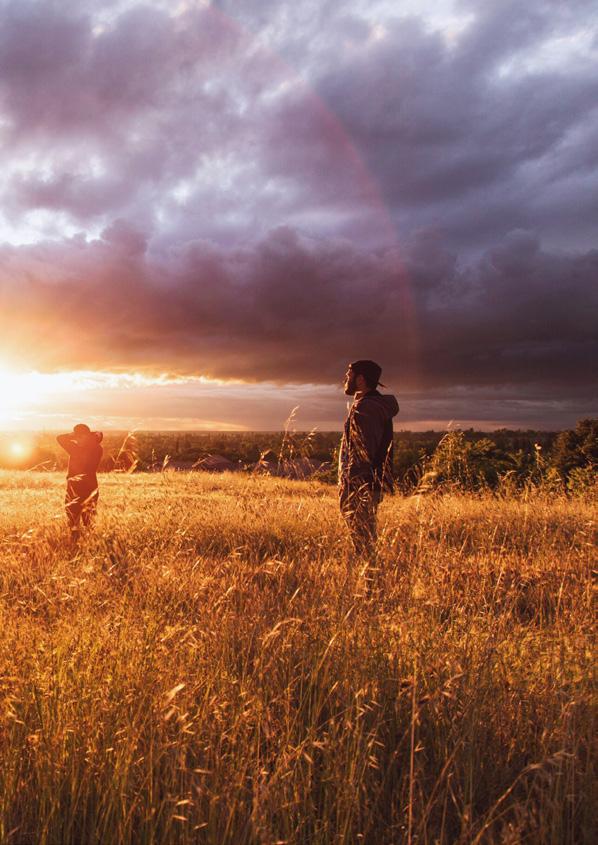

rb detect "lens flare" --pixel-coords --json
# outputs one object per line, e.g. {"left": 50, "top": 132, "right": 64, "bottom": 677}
{"left": 0, "top": 435, "right": 35, "bottom": 465}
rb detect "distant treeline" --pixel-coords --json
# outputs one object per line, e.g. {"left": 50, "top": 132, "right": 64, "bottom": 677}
{"left": 1, "top": 419, "right": 596, "bottom": 494}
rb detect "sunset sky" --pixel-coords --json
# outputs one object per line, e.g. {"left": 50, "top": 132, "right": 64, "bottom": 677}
{"left": 0, "top": 0, "right": 596, "bottom": 431}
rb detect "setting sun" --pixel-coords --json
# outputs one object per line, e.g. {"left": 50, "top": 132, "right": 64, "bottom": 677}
{"left": 0, "top": 434, "right": 35, "bottom": 465}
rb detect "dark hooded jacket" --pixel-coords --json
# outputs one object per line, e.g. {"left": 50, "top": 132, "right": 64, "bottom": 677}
{"left": 339, "top": 390, "right": 399, "bottom": 494}
{"left": 57, "top": 432, "right": 103, "bottom": 488}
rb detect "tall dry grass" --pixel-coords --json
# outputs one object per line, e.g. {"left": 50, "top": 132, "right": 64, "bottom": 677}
{"left": 0, "top": 469, "right": 595, "bottom": 844}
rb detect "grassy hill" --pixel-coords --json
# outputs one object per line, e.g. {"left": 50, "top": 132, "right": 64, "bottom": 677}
{"left": 0, "top": 471, "right": 595, "bottom": 843}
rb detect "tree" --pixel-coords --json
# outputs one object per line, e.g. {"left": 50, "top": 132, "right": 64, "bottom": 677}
{"left": 551, "top": 419, "right": 598, "bottom": 482}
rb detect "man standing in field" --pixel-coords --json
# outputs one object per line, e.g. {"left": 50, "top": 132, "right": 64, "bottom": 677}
{"left": 57, "top": 424, "right": 103, "bottom": 539}
{"left": 339, "top": 360, "right": 399, "bottom": 567}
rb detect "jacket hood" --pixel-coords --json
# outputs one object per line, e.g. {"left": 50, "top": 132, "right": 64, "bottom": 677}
{"left": 358, "top": 391, "right": 399, "bottom": 419}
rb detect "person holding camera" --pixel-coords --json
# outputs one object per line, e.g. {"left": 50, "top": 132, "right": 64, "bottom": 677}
{"left": 57, "top": 424, "right": 103, "bottom": 538}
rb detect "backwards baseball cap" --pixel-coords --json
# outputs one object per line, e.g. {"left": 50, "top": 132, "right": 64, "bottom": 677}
{"left": 349, "top": 359, "right": 386, "bottom": 388}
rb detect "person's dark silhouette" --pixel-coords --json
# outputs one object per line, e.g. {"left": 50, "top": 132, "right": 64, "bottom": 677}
{"left": 339, "top": 360, "right": 399, "bottom": 568}
{"left": 57, "top": 424, "right": 103, "bottom": 537}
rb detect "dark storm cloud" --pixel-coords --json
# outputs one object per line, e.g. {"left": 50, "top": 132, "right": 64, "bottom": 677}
{"left": 0, "top": 0, "right": 256, "bottom": 227}
{"left": 0, "top": 1, "right": 238, "bottom": 137}
{"left": 307, "top": 4, "right": 598, "bottom": 252}
{"left": 0, "top": 0, "right": 596, "bottom": 425}
{"left": 0, "top": 225, "right": 595, "bottom": 408}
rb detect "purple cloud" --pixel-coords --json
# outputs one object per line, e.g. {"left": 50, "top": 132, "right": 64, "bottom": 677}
{"left": 0, "top": 0, "right": 596, "bottom": 428}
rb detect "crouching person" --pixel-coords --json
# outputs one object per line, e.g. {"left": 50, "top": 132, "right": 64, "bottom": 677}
{"left": 57, "top": 424, "right": 103, "bottom": 539}
{"left": 339, "top": 361, "right": 399, "bottom": 580}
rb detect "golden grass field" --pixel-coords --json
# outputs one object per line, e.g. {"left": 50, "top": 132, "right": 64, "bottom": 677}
{"left": 0, "top": 470, "right": 595, "bottom": 844}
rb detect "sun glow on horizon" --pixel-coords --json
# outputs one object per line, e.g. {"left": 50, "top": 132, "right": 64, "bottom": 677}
{"left": 0, "top": 364, "right": 248, "bottom": 430}
{"left": 0, "top": 433, "right": 36, "bottom": 465}
{"left": 0, "top": 366, "right": 103, "bottom": 427}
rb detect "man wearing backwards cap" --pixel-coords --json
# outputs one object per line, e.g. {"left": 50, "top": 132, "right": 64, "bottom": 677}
{"left": 339, "top": 360, "right": 399, "bottom": 565}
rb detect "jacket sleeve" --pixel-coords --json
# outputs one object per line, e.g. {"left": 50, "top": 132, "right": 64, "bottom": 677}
{"left": 347, "top": 402, "right": 384, "bottom": 482}
{"left": 56, "top": 434, "right": 76, "bottom": 455}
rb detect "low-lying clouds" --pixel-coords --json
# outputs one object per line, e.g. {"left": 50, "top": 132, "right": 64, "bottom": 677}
{"left": 0, "top": 0, "right": 596, "bottom": 428}
{"left": 1, "top": 224, "right": 595, "bottom": 396}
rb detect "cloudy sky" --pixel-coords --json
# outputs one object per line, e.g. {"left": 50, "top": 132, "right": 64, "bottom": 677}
{"left": 0, "top": 0, "right": 596, "bottom": 430}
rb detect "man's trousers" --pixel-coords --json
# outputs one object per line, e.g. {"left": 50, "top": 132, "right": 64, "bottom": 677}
{"left": 339, "top": 481, "right": 381, "bottom": 558}
{"left": 65, "top": 479, "right": 99, "bottom": 531}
